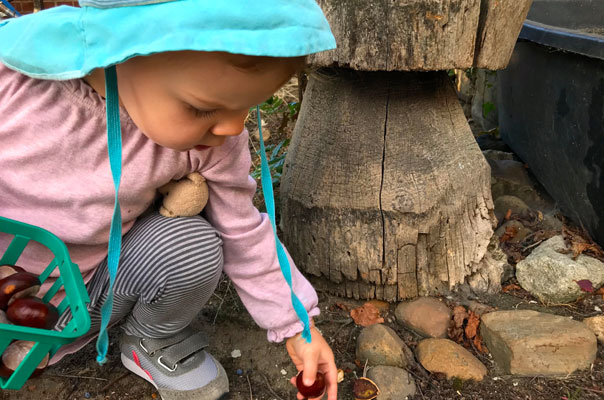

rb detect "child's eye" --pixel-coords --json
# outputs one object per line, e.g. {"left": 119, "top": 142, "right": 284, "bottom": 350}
{"left": 187, "top": 104, "right": 217, "bottom": 119}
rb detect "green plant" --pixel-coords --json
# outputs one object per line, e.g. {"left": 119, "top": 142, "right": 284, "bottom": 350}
{"left": 251, "top": 138, "right": 290, "bottom": 188}
{"left": 482, "top": 101, "right": 495, "bottom": 118}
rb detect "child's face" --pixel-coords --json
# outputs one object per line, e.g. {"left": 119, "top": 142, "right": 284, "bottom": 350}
{"left": 115, "top": 51, "right": 296, "bottom": 151}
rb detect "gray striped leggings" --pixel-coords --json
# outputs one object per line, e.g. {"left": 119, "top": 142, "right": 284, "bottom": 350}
{"left": 57, "top": 212, "right": 224, "bottom": 339}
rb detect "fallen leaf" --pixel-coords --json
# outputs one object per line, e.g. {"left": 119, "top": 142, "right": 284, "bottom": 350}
{"left": 596, "top": 287, "right": 604, "bottom": 296}
{"left": 473, "top": 335, "right": 488, "bottom": 353}
{"left": 500, "top": 226, "right": 518, "bottom": 243}
{"left": 575, "top": 279, "right": 594, "bottom": 293}
{"left": 464, "top": 311, "right": 480, "bottom": 340}
{"left": 504, "top": 208, "right": 512, "bottom": 221}
{"left": 451, "top": 306, "right": 468, "bottom": 329}
{"left": 502, "top": 283, "right": 522, "bottom": 293}
{"left": 367, "top": 299, "right": 389, "bottom": 313}
{"left": 335, "top": 302, "right": 351, "bottom": 311}
{"left": 350, "top": 303, "right": 385, "bottom": 327}
{"left": 353, "top": 377, "right": 380, "bottom": 400}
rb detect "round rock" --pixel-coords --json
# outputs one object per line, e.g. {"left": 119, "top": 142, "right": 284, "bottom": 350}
{"left": 366, "top": 366, "right": 416, "bottom": 400}
{"left": 583, "top": 316, "right": 604, "bottom": 344}
{"left": 395, "top": 297, "right": 451, "bottom": 338}
{"left": 356, "top": 324, "right": 410, "bottom": 368}
{"left": 416, "top": 338, "right": 487, "bottom": 381}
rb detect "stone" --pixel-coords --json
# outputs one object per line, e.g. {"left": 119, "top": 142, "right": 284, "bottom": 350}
{"left": 416, "top": 338, "right": 487, "bottom": 381}
{"left": 481, "top": 310, "right": 597, "bottom": 376}
{"left": 395, "top": 297, "right": 451, "bottom": 338}
{"left": 366, "top": 366, "right": 416, "bottom": 400}
{"left": 482, "top": 149, "right": 515, "bottom": 161}
{"left": 476, "top": 134, "right": 511, "bottom": 153}
{"left": 494, "top": 220, "right": 531, "bottom": 243}
{"left": 536, "top": 212, "right": 564, "bottom": 232}
{"left": 488, "top": 159, "right": 552, "bottom": 210}
{"left": 516, "top": 235, "right": 604, "bottom": 304}
{"left": 356, "top": 324, "right": 410, "bottom": 368}
{"left": 493, "top": 195, "right": 531, "bottom": 222}
{"left": 583, "top": 316, "right": 604, "bottom": 344}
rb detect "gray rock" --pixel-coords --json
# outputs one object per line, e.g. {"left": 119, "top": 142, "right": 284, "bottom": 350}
{"left": 583, "top": 316, "right": 604, "bottom": 344}
{"left": 395, "top": 297, "right": 451, "bottom": 338}
{"left": 416, "top": 338, "right": 487, "bottom": 381}
{"left": 494, "top": 220, "right": 531, "bottom": 243}
{"left": 482, "top": 149, "right": 515, "bottom": 161}
{"left": 356, "top": 324, "right": 410, "bottom": 368}
{"left": 536, "top": 212, "right": 564, "bottom": 232}
{"left": 516, "top": 235, "right": 604, "bottom": 303}
{"left": 366, "top": 366, "right": 416, "bottom": 400}
{"left": 481, "top": 310, "right": 597, "bottom": 376}
{"left": 493, "top": 195, "right": 531, "bottom": 222}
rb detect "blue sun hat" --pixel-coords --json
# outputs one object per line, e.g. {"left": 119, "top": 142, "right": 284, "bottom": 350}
{"left": 0, "top": 0, "right": 335, "bottom": 365}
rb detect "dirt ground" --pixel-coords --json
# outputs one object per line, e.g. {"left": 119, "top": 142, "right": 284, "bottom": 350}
{"left": 2, "top": 76, "right": 603, "bottom": 400}
{"left": 2, "top": 280, "right": 603, "bottom": 400}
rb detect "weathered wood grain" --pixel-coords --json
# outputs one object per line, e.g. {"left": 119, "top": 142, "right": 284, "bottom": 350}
{"left": 280, "top": 70, "right": 496, "bottom": 301}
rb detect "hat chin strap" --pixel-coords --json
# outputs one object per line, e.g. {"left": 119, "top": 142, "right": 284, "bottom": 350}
{"left": 255, "top": 105, "right": 312, "bottom": 343}
{"left": 96, "top": 65, "right": 122, "bottom": 365}
{"left": 94, "top": 70, "right": 312, "bottom": 365}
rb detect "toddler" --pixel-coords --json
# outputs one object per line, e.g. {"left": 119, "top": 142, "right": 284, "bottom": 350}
{"left": 0, "top": 1, "right": 338, "bottom": 399}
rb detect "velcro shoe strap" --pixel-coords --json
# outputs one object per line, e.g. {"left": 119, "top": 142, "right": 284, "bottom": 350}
{"left": 160, "top": 331, "right": 210, "bottom": 368}
{"left": 141, "top": 326, "right": 196, "bottom": 354}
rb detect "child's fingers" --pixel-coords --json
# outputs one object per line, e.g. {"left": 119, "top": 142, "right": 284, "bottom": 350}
{"left": 324, "top": 362, "right": 338, "bottom": 400}
{"left": 301, "top": 351, "right": 321, "bottom": 386}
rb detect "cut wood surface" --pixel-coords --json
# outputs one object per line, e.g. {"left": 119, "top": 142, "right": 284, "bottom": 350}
{"left": 309, "top": 0, "right": 533, "bottom": 71}
{"left": 280, "top": 70, "right": 496, "bottom": 301}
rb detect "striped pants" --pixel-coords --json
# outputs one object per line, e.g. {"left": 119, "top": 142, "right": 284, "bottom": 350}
{"left": 57, "top": 212, "right": 224, "bottom": 339}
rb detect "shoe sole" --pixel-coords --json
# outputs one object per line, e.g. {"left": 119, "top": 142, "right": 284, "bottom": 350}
{"left": 121, "top": 353, "right": 230, "bottom": 400}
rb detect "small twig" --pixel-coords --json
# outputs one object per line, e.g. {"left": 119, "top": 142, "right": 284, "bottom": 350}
{"left": 100, "top": 371, "right": 130, "bottom": 393}
{"left": 261, "top": 373, "right": 285, "bottom": 400}
{"left": 246, "top": 374, "right": 253, "bottom": 400}
{"left": 362, "top": 359, "right": 369, "bottom": 378}
{"left": 45, "top": 373, "right": 108, "bottom": 381}
{"left": 213, "top": 280, "right": 231, "bottom": 325}
{"left": 523, "top": 239, "right": 544, "bottom": 250}
{"left": 328, "top": 319, "right": 353, "bottom": 344}
{"left": 575, "top": 386, "right": 604, "bottom": 395}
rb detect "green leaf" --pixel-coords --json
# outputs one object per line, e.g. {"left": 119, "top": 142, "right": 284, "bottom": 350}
{"left": 482, "top": 101, "right": 495, "bottom": 118}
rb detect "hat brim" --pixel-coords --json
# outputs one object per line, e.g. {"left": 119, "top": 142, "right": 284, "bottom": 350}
{"left": 0, "top": 0, "right": 336, "bottom": 79}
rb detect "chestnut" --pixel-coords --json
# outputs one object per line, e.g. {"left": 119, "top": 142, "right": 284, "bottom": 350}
{"left": 0, "top": 341, "right": 49, "bottom": 378}
{"left": 296, "top": 371, "right": 326, "bottom": 399}
{"left": 0, "top": 272, "right": 41, "bottom": 310}
{"left": 6, "top": 297, "right": 59, "bottom": 330}
{"left": 0, "top": 265, "right": 25, "bottom": 281}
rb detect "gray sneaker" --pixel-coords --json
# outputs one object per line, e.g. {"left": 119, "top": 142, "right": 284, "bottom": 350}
{"left": 120, "top": 327, "right": 229, "bottom": 400}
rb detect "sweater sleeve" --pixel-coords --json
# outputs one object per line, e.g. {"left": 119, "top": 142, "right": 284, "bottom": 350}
{"left": 199, "top": 131, "right": 320, "bottom": 343}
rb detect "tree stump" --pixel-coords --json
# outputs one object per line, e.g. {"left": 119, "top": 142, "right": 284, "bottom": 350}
{"left": 281, "top": 70, "right": 495, "bottom": 300}
{"left": 280, "top": 0, "right": 532, "bottom": 301}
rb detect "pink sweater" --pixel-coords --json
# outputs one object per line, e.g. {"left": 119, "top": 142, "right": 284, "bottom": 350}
{"left": 0, "top": 63, "right": 319, "bottom": 350}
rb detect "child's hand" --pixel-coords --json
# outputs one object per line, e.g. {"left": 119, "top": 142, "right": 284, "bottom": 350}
{"left": 285, "top": 322, "right": 337, "bottom": 400}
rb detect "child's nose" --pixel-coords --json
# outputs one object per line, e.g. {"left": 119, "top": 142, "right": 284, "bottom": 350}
{"left": 211, "top": 110, "right": 248, "bottom": 137}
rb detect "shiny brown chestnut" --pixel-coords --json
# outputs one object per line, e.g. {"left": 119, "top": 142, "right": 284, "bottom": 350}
{"left": 296, "top": 371, "right": 326, "bottom": 399}
{"left": 6, "top": 297, "right": 59, "bottom": 330}
{"left": 0, "top": 272, "right": 41, "bottom": 310}
{"left": 0, "top": 265, "right": 26, "bottom": 281}
{"left": 0, "top": 341, "right": 49, "bottom": 378}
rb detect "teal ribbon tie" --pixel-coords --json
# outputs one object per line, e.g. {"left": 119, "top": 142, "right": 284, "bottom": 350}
{"left": 256, "top": 105, "right": 312, "bottom": 343}
{"left": 96, "top": 65, "right": 123, "bottom": 364}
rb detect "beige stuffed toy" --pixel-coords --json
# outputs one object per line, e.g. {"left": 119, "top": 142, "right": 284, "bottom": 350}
{"left": 158, "top": 172, "right": 209, "bottom": 217}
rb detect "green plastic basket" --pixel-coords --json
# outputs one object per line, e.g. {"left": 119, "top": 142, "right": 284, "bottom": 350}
{"left": 0, "top": 216, "right": 91, "bottom": 390}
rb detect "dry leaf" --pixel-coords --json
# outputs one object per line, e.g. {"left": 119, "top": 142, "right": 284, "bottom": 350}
{"left": 448, "top": 306, "right": 468, "bottom": 343}
{"left": 500, "top": 226, "right": 518, "bottom": 243}
{"left": 464, "top": 311, "right": 480, "bottom": 340}
{"left": 452, "top": 306, "right": 468, "bottom": 328}
{"left": 353, "top": 377, "right": 380, "bottom": 400}
{"left": 350, "top": 303, "right": 385, "bottom": 327}
{"left": 472, "top": 335, "right": 488, "bottom": 353}
{"left": 367, "top": 299, "right": 389, "bottom": 313}
{"left": 575, "top": 279, "right": 595, "bottom": 293}
{"left": 502, "top": 283, "right": 522, "bottom": 293}
{"left": 504, "top": 208, "right": 512, "bottom": 221}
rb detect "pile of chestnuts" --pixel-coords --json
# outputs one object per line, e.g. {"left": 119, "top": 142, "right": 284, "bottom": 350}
{"left": 0, "top": 264, "right": 59, "bottom": 378}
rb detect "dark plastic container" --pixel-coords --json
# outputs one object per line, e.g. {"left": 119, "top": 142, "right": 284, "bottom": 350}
{"left": 498, "top": 0, "right": 604, "bottom": 244}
